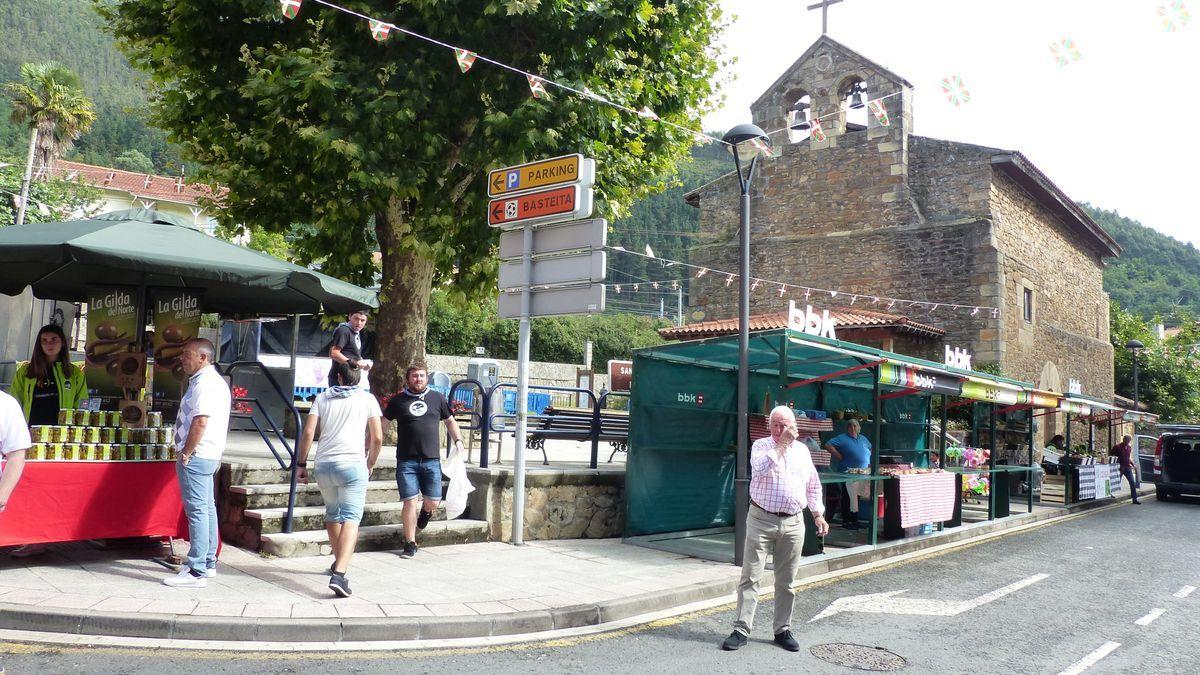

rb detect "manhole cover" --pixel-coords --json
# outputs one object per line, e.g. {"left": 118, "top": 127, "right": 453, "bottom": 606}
{"left": 810, "top": 643, "right": 907, "bottom": 671}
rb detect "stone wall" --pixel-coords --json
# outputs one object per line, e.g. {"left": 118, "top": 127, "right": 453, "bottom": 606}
{"left": 466, "top": 467, "right": 624, "bottom": 542}
{"left": 426, "top": 353, "right": 608, "bottom": 392}
{"left": 989, "top": 172, "right": 1114, "bottom": 406}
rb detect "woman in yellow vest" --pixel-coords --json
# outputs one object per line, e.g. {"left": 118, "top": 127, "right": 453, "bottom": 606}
{"left": 7, "top": 324, "right": 87, "bottom": 556}
{"left": 10, "top": 324, "right": 87, "bottom": 425}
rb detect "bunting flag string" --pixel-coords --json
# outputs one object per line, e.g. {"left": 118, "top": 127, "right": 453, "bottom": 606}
{"left": 527, "top": 75, "right": 547, "bottom": 99}
{"left": 809, "top": 116, "right": 827, "bottom": 142}
{"left": 606, "top": 245, "right": 999, "bottom": 318}
{"left": 867, "top": 99, "right": 890, "bottom": 126}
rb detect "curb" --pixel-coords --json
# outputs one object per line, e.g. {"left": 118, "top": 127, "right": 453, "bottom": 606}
{"left": 0, "top": 489, "right": 1150, "bottom": 644}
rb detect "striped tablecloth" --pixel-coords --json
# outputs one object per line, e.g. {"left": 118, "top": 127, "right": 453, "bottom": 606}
{"left": 895, "top": 472, "right": 957, "bottom": 528}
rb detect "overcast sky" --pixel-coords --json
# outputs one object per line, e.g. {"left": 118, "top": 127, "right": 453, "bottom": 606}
{"left": 704, "top": 0, "right": 1198, "bottom": 247}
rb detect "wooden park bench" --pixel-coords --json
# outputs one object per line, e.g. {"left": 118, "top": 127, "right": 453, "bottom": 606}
{"left": 525, "top": 405, "right": 630, "bottom": 464}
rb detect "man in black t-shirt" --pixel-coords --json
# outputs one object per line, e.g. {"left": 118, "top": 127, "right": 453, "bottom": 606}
{"left": 327, "top": 310, "right": 371, "bottom": 386}
{"left": 383, "top": 363, "right": 464, "bottom": 558}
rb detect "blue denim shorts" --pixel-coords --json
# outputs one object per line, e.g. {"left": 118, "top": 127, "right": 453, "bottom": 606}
{"left": 396, "top": 457, "right": 442, "bottom": 500}
{"left": 314, "top": 461, "right": 369, "bottom": 523}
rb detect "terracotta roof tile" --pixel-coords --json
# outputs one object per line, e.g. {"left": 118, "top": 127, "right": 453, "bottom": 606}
{"left": 50, "top": 160, "right": 224, "bottom": 207}
{"left": 658, "top": 307, "right": 945, "bottom": 340}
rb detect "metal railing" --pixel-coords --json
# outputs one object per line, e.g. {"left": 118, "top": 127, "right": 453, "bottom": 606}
{"left": 484, "top": 383, "right": 634, "bottom": 469}
{"left": 446, "top": 378, "right": 490, "bottom": 465}
{"left": 222, "top": 361, "right": 303, "bottom": 533}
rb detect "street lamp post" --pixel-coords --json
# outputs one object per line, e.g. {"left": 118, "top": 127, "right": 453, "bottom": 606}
{"left": 1126, "top": 339, "right": 1144, "bottom": 410}
{"left": 722, "top": 123, "right": 769, "bottom": 567}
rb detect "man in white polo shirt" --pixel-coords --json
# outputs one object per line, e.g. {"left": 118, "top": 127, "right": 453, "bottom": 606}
{"left": 164, "top": 338, "right": 230, "bottom": 588}
{"left": 0, "top": 389, "right": 31, "bottom": 517}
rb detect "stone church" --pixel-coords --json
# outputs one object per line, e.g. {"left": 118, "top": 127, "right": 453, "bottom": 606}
{"left": 686, "top": 36, "right": 1120, "bottom": 435}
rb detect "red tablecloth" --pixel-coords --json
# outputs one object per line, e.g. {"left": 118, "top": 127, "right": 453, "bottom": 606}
{"left": 0, "top": 461, "right": 189, "bottom": 546}
{"left": 895, "top": 472, "right": 956, "bottom": 528}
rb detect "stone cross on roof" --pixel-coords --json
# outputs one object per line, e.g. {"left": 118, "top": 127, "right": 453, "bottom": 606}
{"left": 807, "top": 0, "right": 844, "bottom": 35}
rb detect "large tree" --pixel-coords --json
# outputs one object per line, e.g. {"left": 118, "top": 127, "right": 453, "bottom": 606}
{"left": 99, "top": 0, "right": 725, "bottom": 396}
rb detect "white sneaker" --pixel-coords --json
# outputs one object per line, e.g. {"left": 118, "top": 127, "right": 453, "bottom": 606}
{"left": 163, "top": 568, "right": 207, "bottom": 588}
{"left": 202, "top": 567, "right": 217, "bottom": 578}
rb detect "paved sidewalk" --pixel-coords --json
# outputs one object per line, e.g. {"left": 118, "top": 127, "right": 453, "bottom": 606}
{"left": 0, "top": 538, "right": 736, "bottom": 641}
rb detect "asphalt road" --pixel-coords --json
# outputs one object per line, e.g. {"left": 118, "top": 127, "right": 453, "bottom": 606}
{"left": 3, "top": 495, "right": 1197, "bottom": 674}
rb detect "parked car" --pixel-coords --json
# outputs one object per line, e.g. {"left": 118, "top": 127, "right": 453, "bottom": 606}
{"left": 1152, "top": 425, "right": 1200, "bottom": 500}
{"left": 1136, "top": 434, "right": 1159, "bottom": 483}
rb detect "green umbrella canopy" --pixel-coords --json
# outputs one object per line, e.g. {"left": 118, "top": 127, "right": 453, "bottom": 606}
{"left": 0, "top": 209, "right": 377, "bottom": 315}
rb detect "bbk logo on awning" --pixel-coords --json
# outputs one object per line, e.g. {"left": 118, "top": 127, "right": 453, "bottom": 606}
{"left": 677, "top": 392, "right": 705, "bottom": 405}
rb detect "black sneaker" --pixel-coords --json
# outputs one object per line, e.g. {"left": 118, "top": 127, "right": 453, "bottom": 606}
{"left": 417, "top": 508, "right": 433, "bottom": 531}
{"left": 774, "top": 630, "right": 800, "bottom": 652}
{"left": 400, "top": 541, "right": 417, "bottom": 558}
{"left": 328, "top": 573, "right": 352, "bottom": 598}
{"left": 721, "top": 630, "right": 748, "bottom": 651}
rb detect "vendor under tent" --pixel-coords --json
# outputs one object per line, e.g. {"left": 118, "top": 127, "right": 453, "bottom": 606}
{"left": 1040, "top": 393, "right": 1158, "bottom": 504}
{"left": 0, "top": 208, "right": 379, "bottom": 546}
{"left": 624, "top": 328, "right": 1062, "bottom": 564}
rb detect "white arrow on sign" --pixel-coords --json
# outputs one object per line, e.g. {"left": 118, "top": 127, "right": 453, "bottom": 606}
{"left": 809, "top": 573, "right": 1048, "bottom": 622}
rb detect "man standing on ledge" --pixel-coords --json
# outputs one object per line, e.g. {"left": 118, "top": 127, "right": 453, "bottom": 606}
{"left": 723, "top": 405, "right": 828, "bottom": 652}
{"left": 328, "top": 310, "right": 372, "bottom": 387}
{"left": 165, "top": 338, "right": 230, "bottom": 588}
{"left": 384, "top": 363, "right": 463, "bottom": 559}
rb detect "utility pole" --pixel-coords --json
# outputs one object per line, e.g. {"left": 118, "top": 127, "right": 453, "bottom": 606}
{"left": 677, "top": 286, "right": 683, "bottom": 326}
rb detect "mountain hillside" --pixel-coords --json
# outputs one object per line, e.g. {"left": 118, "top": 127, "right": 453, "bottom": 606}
{"left": 0, "top": 0, "right": 180, "bottom": 170}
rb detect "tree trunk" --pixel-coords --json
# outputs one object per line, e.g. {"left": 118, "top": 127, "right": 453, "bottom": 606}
{"left": 14, "top": 127, "right": 38, "bottom": 228}
{"left": 372, "top": 196, "right": 436, "bottom": 404}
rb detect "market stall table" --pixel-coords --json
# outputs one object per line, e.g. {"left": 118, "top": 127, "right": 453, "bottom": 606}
{"left": 0, "top": 461, "right": 188, "bottom": 547}
{"left": 881, "top": 471, "right": 957, "bottom": 540}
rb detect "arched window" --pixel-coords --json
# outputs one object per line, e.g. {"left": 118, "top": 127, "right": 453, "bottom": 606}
{"left": 786, "top": 92, "right": 812, "bottom": 143}
{"left": 840, "top": 77, "right": 868, "bottom": 131}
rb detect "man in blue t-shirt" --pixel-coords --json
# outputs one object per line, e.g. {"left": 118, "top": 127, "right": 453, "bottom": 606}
{"left": 825, "top": 419, "right": 873, "bottom": 529}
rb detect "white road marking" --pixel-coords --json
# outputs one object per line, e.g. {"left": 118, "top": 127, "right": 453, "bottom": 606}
{"left": 809, "top": 573, "right": 1049, "bottom": 622}
{"left": 1174, "top": 585, "right": 1196, "bottom": 598}
{"left": 1058, "top": 641, "right": 1121, "bottom": 675}
{"left": 1134, "top": 608, "right": 1165, "bottom": 626}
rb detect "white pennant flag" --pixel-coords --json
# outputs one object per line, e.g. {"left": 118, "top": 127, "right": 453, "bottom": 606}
{"left": 644, "top": 244, "right": 655, "bottom": 258}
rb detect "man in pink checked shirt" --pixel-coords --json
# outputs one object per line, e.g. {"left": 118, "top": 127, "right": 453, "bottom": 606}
{"left": 722, "top": 405, "right": 829, "bottom": 653}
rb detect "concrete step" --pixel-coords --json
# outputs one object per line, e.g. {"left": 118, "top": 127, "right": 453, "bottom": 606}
{"left": 229, "top": 481, "right": 401, "bottom": 509}
{"left": 259, "top": 520, "right": 489, "bottom": 558}
{"left": 243, "top": 501, "right": 467, "bottom": 534}
{"left": 225, "top": 464, "right": 397, "bottom": 486}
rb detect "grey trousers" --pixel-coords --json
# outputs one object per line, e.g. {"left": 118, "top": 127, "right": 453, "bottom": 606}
{"left": 733, "top": 504, "right": 806, "bottom": 636}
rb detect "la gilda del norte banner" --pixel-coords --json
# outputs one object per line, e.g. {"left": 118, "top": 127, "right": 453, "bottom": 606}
{"left": 151, "top": 288, "right": 202, "bottom": 421}
{"left": 84, "top": 286, "right": 141, "bottom": 399}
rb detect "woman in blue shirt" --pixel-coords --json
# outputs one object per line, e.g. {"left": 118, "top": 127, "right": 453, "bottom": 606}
{"left": 825, "top": 419, "right": 873, "bottom": 529}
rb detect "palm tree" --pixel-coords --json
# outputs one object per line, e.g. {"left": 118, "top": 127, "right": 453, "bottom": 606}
{"left": 4, "top": 62, "right": 96, "bottom": 226}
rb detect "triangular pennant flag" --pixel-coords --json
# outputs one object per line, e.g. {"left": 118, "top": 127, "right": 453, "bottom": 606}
{"left": 1049, "top": 38, "right": 1081, "bottom": 66}
{"left": 940, "top": 74, "right": 970, "bottom": 106}
{"left": 637, "top": 106, "right": 659, "bottom": 121}
{"left": 644, "top": 244, "right": 655, "bottom": 258}
{"left": 809, "top": 117, "right": 827, "bottom": 142}
{"left": 369, "top": 20, "right": 392, "bottom": 42}
{"left": 1158, "top": 1, "right": 1191, "bottom": 31}
{"left": 527, "top": 75, "right": 547, "bottom": 99}
{"left": 280, "top": 0, "right": 302, "bottom": 19}
{"left": 455, "top": 48, "right": 477, "bottom": 73}
{"left": 749, "top": 136, "right": 777, "bottom": 158}
{"left": 867, "top": 99, "right": 890, "bottom": 126}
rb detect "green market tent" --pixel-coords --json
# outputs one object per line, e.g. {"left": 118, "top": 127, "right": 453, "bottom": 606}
{"left": 625, "top": 328, "right": 1048, "bottom": 539}
{"left": 0, "top": 209, "right": 377, "bottom": 314}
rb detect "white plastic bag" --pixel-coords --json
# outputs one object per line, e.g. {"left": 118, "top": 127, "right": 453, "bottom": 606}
{"left": 441, "top": 447, "right": 475, "bottom": 520}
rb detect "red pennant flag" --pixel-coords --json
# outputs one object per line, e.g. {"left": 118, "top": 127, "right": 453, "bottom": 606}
{"left": 280, "top": 0, "right": 302, "bottom": 19}
{"left": 370, "top": 20, "right": 392, "bottom": 42}
{"left": 867, "top": 99, "right": 890, "bottom": 126}
{"left": 455, "top": 48, "right": 476, "bottom": 73}
{"left": 527, "top": 75, "right": 547, "bottom": 99}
